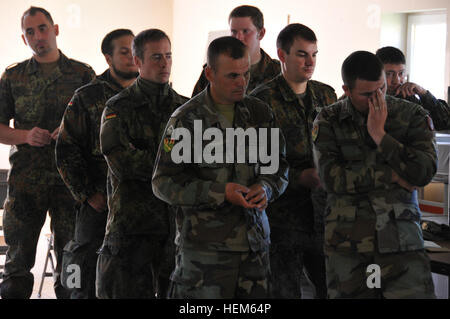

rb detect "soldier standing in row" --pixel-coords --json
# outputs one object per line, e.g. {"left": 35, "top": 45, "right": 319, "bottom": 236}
{"left": 313, "top": 51, "right": 436, "bottom": 298}
{"left": 98, "top": 29, "right": 187, "bottom": 298}
{"left": 376, "top": 46, "right": 450, "bottom": 131}
{"left": 191, "top": 5, "right": 280, "bottom": 97}
{"left": 55, "top": 29, "right": 139, "bottom": 299}
{"left": 0, "top": 6, "right": 95, "bottom": 299}
{"left": 251, "top": 23, "right": 337, "bottom": 299}
{"left": 152, "top": 36, "right": 288, "bottom": 298}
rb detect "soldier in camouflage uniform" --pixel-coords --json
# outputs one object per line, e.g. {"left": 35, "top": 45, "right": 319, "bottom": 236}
{"left": 152, "top": 36, "right": 288, "bottom": 299}
{"left": 55, "top": 29, "right": 138, "bottom": 299}
{"left": 251, "top": 24, "right": 336, "bottom": 299}
{"left": 98, "top": 29, "right": 188, "bottom": 299}
{"left": 376, "top": 46, "right": 450, "bottom": 131}
{"left": 0, "top": 7, "right": 95, "bottom": 299}
{"left": 313, "top": 51, "right": 436, "bottom": 298}
{"left": 191, "top": 5, "right": 280, "bottom": 97}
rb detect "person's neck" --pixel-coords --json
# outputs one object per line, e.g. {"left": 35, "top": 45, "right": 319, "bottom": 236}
{"left": 209, "top": 87, "right": 233, "bottom": 106}
{"left": 34, "top": 49, "right": 60, "bottom": 64}
{"left": 250, "top": 48, "right": 262, "bottom": 66}
{"left": 283, "top": 72, "right": 307, "bottom": 94}
{"left": 110, "top": 69, "right": 136, "bottom": 88}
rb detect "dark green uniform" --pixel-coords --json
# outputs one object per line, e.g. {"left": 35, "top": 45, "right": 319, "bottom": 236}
{"left": 313, "top": 96, "right": 437, "bottom": 298}
{"left": 55, "top": 69, "right": 124, "bottom": 299}
{"left": 191, "top": 49, "right": 280, "bottom": 97}
{"left": 152, "top": 86, "right": 289, "bottom": 298}
{"left": 393, "top": 91, "right": 450, "bottom": 131}
{"left": 251, "top": 74, "right": 337, "bottom": 298}
{"left": 0, "top": 51, "right": 95, "bottom": 299}
{"left": 97, "top": 77, "right": 187, "bottom": 299}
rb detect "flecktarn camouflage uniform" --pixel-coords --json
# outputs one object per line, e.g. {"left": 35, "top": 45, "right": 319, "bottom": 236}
{"left": 0, "top": 51, "right": 95, "bottom": 299}
{"left": 55, "top": 69, "right": 124, "bottom": 299}
{"left": 251, "top": 74, "right": 337, "bottom": 298}
{"left": 97, "top": 77, "right": 187, "bottom": 299}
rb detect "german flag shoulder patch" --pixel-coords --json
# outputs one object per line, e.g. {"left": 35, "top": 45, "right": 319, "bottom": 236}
{"left": 105, "top": 113, "right": 117, "bottom": 120}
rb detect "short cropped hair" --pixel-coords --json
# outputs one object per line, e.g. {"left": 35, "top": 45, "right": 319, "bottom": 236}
{"left": 132, "top": 29, "right": 170, "bottom": 60}
{"left": 228, "top": 5, "right": 264, "bottom": 31}
{"left": 207, "top": 36, "right": 248, "bottom": 70}
{"left": 101, "top": 29, "right": 134, "bottom": 56}
{"left": 375, "top": 46, "right": 406, "bottom": 65}
{"left": 21, "top": 6, "right": 54, "bottom": 30}
{"left": 342, "top": 51, "right": 384, "bottom": 89}
{"left": 276, "top": 23, "right": 317, "bottom": 54}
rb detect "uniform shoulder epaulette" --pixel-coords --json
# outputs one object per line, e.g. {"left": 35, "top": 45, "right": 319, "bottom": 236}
{"left": 309, "top": 80, "right": 336, "bottom": 93}
{"left": 5, "top": 62, "right": 19, "bottom": 71}
{"left": 69, "top": 58, "right": 94, "bottom": 71}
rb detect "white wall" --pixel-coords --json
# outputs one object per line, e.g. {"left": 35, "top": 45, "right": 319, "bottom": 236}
{"left": 0, "top": 0, "right": 174, "bottom": 168}
{"left": 172, "top": 0, "right": 450, "bottom": 100}
{"left": 0, "top": 0, "right": 449, "bottom": 169}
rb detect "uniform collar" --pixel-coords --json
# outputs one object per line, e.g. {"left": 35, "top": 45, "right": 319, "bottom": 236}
{"left": 98, "top": 69, "right": 126, "bottom": 93}
{"left": 339, "top": 97, "right": 366, "bottom": 124}
{"left": 26, "top": 50, "right": 72, "bottom": 75}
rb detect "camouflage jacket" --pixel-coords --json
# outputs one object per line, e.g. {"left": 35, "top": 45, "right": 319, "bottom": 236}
{"left": 251, "top": 75, "right": 337, "bottom": 231}
{"left": 0, "top": 51, "right": 95, "bottom": 185}
{"left": 56, "top": 69, "right": 124, "bottom": 204}
{"left": 100, "top": 77, "right": 188, "bottom": 238}
{"left": 313, "top": 96, "right": 437, "bottom": 253}
{"left": 393, "top": 91, "right": 450, "bottom": 131}
{"left": 191, "top": 49, "right": 281, "bottom": 97}
{"left": 152, "top": 86, "right": 289, "bottom": 253}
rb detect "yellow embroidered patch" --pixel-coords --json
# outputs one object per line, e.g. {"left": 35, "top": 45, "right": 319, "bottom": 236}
{"left": 311, "top": 123, "right": 319, "bottom": 142}
{"left": 163, "top": 138, "right": 175, "bottom": 153}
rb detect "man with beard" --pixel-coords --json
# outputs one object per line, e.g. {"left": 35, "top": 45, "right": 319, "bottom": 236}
{"left": 376, "top": 46, "right": 450, "bottom": 131}
{"left": 97, "top": 29, "right": 188, "bottom": 298}
{"left": 0, "top": 6, "right": 95, "bottom": 299}
{"left": 55, "top": 29, "right": 139, "bottom": 299}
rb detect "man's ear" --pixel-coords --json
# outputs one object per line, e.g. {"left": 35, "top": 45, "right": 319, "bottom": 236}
{"left": 342, "top": 84, "right": 351, "bottom": 97}
{"left": 21, "top": 34, "right": 27, "bottom": 46}
{"left": 257, "top": 27, "right": 266, "bottom": 41}
{"left": 205, "top": 65, "right": 214, "bottom": 82}
{"left": 277, "top": 48, "right": 286, "bottom": 63}
{"left": 104, "top": 54, "right": 113, "bottom": 67}
{"left": 54, "top": 24, "right": 59, "bottom": 36}
{"left": 134, "top": 55, "right": 142, "bottom": 69}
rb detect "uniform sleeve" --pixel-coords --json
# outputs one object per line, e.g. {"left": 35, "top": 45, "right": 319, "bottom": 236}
{"left": 152, "top": 117, "right": 227, "bottom": 208}
{"left": 313, "top": 112, "right": 392, "bottom": 195}
{"left": 254, "top": 118, "right": 289, "bottom": 203}
{"left": 56, "top": 93, "right": 97, "bottom": 203}
{"left": 0, "top": 72, "right": 15, "bottom": 125}
{"left": 377, "top": 108, "right": 437, "bottom": 187}
{"left": 100, "top": 106, "right": 157, "bottom": 182}
{"left": 419, "top": 91, "right": 450, "bottom": 131}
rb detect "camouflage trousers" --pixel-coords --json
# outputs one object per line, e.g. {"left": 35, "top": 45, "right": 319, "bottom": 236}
{"left": 95, "top": 233, "right": 169, "bottom": 299}
{"left": 269, "top": 227, "right": 326, "bottom": 299}
{"left": 0, "top": 182, "right": 76, "bottom": 299}
{"left": 169, "top": 248, "right": 271, "bottom": 299}
{"left": 325, "top": 204, "right": 435, "bottom": 299}
{"left": 60, "top": 202, "right": 107, "bottom": 299}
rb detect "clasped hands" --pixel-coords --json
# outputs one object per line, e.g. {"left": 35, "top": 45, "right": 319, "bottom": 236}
{"left": 225, "top": 182, "right": 268, "bottom": 212}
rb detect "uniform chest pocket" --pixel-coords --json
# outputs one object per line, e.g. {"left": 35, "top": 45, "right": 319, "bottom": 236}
{"left": 128, "top": 124, "right": 156, "bottom": 150}
{"left": 196, "top": 162, "right": 231, "bottom": 183}
{"left": 338, "top": 139, "right": 365, "bottom": 162}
